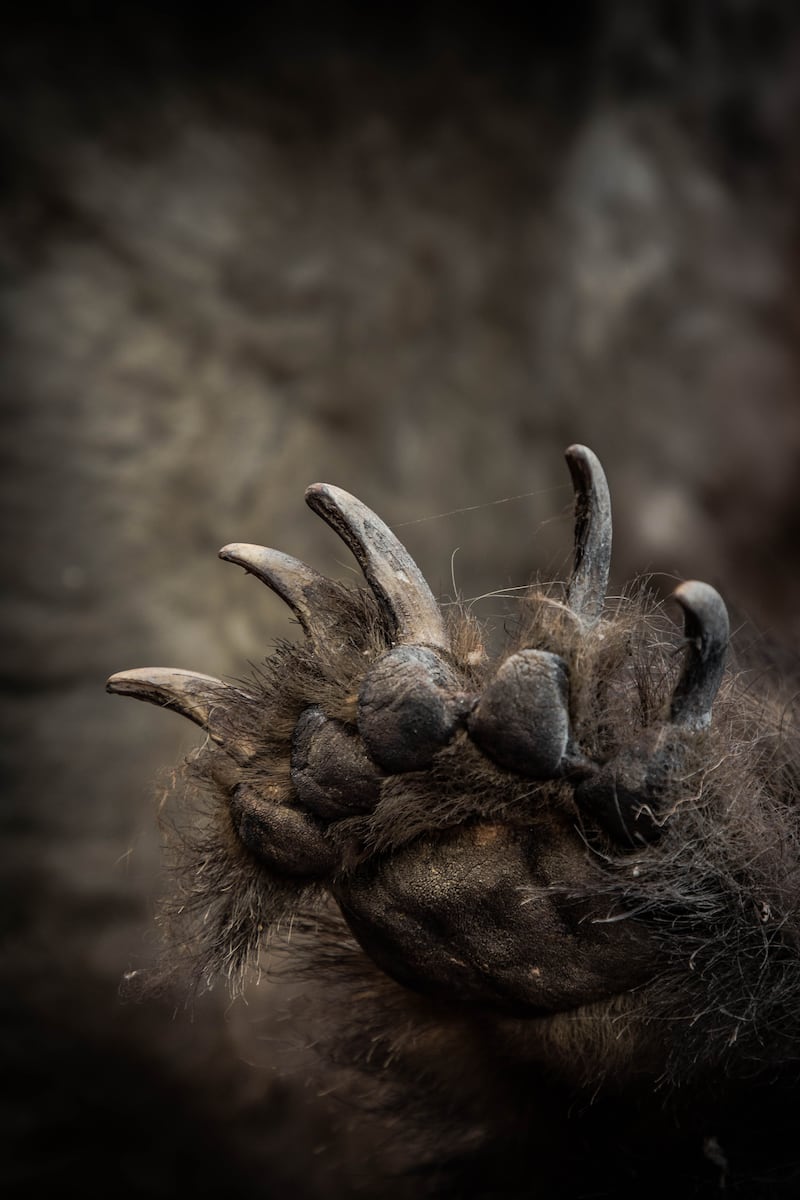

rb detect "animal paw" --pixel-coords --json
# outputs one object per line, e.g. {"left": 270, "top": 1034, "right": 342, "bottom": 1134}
{"left": 108, "top": 446, "right": 747, "bottom": 1022}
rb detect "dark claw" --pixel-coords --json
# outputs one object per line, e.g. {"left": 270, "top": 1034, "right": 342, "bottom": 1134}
{"left": 575, "top": 582, "right": 729, "bottom": 844}
{"left": 305, "top": 482, "right": 449, "bottom": 651}
{"left": 565, "top": 444, "right": 612, "bottom": 625}
{"left": 669, "top": 581, "right": 729, "bottom": 731}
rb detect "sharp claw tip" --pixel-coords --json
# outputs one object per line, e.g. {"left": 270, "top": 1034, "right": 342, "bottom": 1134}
{"left": 105, "top": 671, "right": 145, "bottom": 696}
{"left": 305, "top": 481, "right": 338, "bottom": 510}
{"left": 671, "top": 579, "right": 726, "bottom": 613}
{"left": 564, "top": 443, "right": 594, "bottom": 464}
{"left": 218, "top": 543, "right": 249, "bottom": 563}
{"left": 673, "top": 579, "right": 700, "bottom": 598}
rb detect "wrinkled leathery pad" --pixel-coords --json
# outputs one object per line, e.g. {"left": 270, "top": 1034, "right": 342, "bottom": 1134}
{"left": 357, "top": 645, "right": 476, "bottom": 773}
{"left": 230, "top": 781, "right": 337, "bottom": 876}
{"left": 468, "top": 650, "right": 570, "bottom": 778}
{"left": 107, "top": 444, "right": 733, "bottom": 1011}
{"left": 291, "top": 706, "right": 383, "bottom": 818}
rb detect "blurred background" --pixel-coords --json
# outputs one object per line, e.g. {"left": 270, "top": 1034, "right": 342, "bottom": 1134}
{"left": 3, "top": 3, "right": 800, "bottom": 1195}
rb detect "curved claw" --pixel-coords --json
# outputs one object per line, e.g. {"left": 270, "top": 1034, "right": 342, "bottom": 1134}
{"left": 219, "top": 544, "right": 347, "bottom": 643}
{"left": 564, "top": 445, "right": 612, "bottom": 625}
{"left": 305, "top": 483, "right": 449, "bottom": 650}
{"left": 106, "top": 667, "right": 252, "bottom": 756}
{"left": 669, "top": 580, "right": 729, "bottom": 731}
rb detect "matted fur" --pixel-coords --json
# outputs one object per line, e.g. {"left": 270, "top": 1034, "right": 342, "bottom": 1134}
{"left": 142, "top": 572, "right": 800, "bottom": 1120}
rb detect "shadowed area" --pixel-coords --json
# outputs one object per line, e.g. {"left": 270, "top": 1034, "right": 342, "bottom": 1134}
{"left": 3, "top": 4, "right": 800, "bottom": 1196}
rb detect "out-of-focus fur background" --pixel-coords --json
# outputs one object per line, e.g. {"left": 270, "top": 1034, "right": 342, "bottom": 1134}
{"left": 3, "top": 4, "right": 800, "bottom": 1195}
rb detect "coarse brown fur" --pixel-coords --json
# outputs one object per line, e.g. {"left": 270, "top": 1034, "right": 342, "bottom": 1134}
{"left": 126, "top": 545, "right": 800, "bottom": 1195}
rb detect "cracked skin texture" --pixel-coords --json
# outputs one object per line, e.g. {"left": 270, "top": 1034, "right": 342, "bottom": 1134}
{"left": 335, "top": 816, "right": 655, "bottom": 1014}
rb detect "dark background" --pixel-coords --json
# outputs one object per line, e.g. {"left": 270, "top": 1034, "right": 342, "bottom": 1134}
{"left": 3, "top": 4, "right": 800, "bottom": 1195}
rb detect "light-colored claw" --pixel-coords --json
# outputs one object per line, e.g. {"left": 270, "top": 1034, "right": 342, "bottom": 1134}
{"left": 106, "top": 668, "right": 239, "bottom": 744}
{"left": 564, "top": 445, "right": 612, "bottom": 625}
{"left": 669, "top": 580, "right": 730, "bottom": 730}
{"left": 305, "top": 482, "right": 449, "bottom": 650}
{"left": 218, "top": 544, "right": 346, "bottom": 643}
